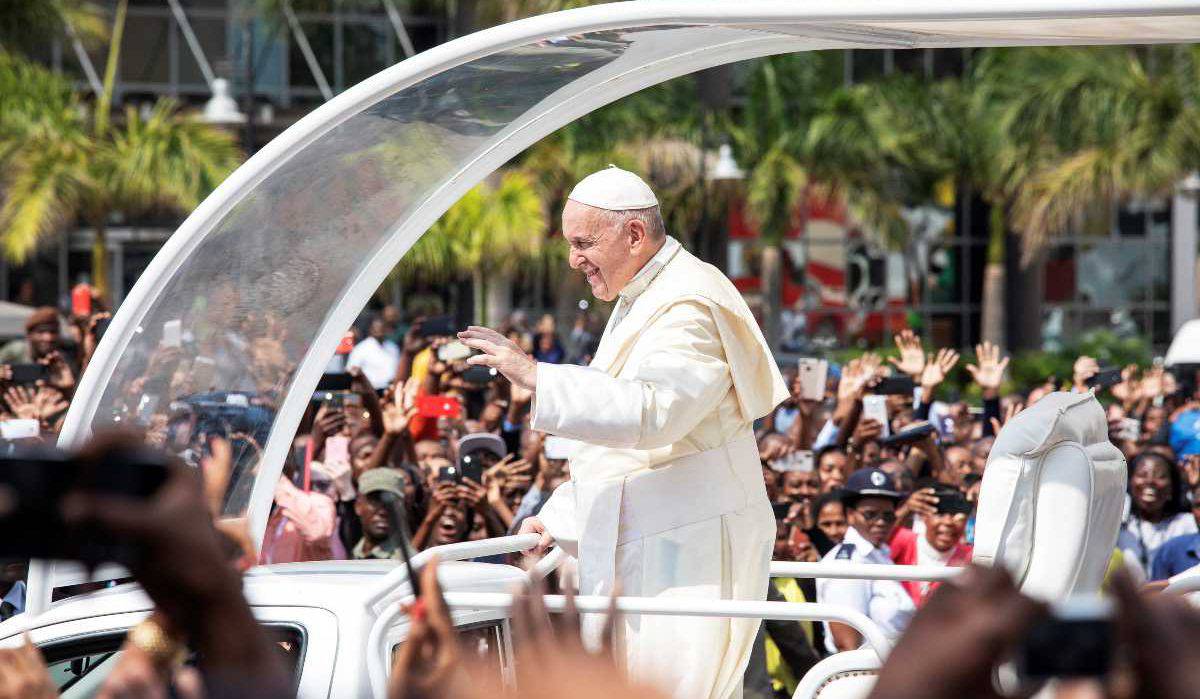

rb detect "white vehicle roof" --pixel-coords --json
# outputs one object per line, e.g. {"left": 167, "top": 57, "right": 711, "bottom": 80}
{"left": 5, "top": 560, "right": 525, "bottom": 641}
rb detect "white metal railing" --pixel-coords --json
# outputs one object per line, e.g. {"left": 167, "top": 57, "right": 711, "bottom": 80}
{"left": 365, "top": 591, "right": 891, "bottom": 698}
{"left": 518, "top": 540, "right": 965, "bottom": 584}
{"left": 364, "top": 533, "right": 541, "bottom": 607}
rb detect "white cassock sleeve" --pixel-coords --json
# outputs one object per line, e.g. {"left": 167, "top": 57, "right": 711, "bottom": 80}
{"left": 530, "top": 301, "right": 732, "bottom": 451}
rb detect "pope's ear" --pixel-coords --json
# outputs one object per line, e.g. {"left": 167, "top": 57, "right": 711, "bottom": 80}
{"left": 626, "top": 217, "right": 648, "bottom": 250}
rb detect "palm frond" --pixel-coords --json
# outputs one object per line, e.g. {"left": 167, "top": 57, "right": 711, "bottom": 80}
{"left": 96, "top": 100, "right": 241, "bottom": 214}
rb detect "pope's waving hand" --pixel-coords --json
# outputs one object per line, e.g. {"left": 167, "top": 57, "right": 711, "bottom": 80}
{"left": 458, "top": 167, "right": 787, "bottom": 699}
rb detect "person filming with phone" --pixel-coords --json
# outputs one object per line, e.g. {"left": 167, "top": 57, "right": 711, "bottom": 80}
{"left": 457, "top": 166, "right": 788, "bottom": 699}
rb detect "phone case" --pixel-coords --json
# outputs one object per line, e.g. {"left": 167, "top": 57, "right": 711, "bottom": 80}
{"left": 862, "top": 395, "right": 891, "bottom": 436}
{"left": 797, "top": 359, "right": 828, "bottom": 401}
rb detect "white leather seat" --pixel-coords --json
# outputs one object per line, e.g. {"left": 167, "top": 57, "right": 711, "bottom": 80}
{"left": 792, "top": 391, "right": 1126, "bottom": 699}
{"left": 972, "top": 391, "right": 1127, "bottom": 600}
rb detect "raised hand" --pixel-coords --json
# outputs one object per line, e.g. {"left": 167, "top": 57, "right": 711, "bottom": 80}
{"left": 1072, "top": 355, "right": 1099, "bottom": 392}
{"left": 32, "top": 388, "right": 68, "bottom": 425}
{"left": 458, "top": 326, "right": 537, "bottom": 392}
{"left": 1111, "top": 364, "right": 1140, "bottom": 405}
{"left": 965, "top": 341, "right": 1009, "bottom": 399}
{"left": 382, "top": 388, "right": 418, "bottom": 436}
{"left": 888, "top": 329, "right": 926, "bottom": 379}
{"left": 0, "top": 638, "right": 57, "bottom": 699}
{"left": 387, "top": 558, "right": 477, "bottom": 699}
{"left": 3, "top": 386, "right": 38, "bottom": 421}
{"left": 839, "top": 353, "right": 883, "bottom": 402}
{"left": 38, "top": 350, "right": 76, "bottom": 396}
{"left": 919, "top": 348, "right": 960, "bottom": 394}
{"left": 1140, "top": 365, "right": 1169, "bottom": 401}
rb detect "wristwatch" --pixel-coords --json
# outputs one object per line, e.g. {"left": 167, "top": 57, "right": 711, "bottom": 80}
{"left": 128, "top": 617, "right": 187, "bottom": 669}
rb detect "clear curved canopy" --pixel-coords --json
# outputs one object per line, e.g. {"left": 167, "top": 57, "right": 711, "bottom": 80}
{"left": 57, "top": 1, "right": 1200, "bottom": 552}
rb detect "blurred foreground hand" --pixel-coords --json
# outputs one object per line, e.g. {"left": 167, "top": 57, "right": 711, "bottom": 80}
{"left": 390, "top": 560, "right": 668, "bottom": 699}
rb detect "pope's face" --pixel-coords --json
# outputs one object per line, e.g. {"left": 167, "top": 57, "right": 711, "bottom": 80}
{"left": 562, "top": 200, "right": 646, "bottom": 302}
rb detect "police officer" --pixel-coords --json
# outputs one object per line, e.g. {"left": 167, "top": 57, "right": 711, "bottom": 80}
{"left": 816, "top": 467, "right": 916, "bottom": 654}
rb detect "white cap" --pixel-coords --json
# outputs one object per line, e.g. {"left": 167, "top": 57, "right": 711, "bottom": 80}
{"left": 567, "top": 165, "right": 659, "bottom": 211}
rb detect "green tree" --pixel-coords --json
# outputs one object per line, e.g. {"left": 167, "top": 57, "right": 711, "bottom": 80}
{"left": 0, "top": 0, "right": 241, "bottom": 299}
{"left": 984, "top": 46, "right": 1200, "bottom": 257}
{"left": 728, "top": 53, "right": 844, "bottom": 350}
{"left": 399, "top": 170, "right": 547, "bottom": 325}
{"left": 0, "top": 0, "right": 106, "bottom": 55}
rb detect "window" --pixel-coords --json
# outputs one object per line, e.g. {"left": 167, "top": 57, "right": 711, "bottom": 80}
{"left": 38, "top": 625, "right": 306, "bottom": 698}
{"left": 392, "top": 620, "right": 506, "bottom": 682}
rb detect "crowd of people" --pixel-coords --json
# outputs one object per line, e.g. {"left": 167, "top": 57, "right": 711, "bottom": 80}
{"left": 8, "top": 295, "right": 1200, "bottom": 697}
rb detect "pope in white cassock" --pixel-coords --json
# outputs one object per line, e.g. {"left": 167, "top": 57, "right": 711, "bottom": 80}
{"left": 458, "top": 167, "right": 788, "bottom": 699}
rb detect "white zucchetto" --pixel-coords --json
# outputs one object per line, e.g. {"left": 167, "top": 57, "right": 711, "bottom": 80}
{"left": 567, "top": 165, "right": 659, "bottom": 211}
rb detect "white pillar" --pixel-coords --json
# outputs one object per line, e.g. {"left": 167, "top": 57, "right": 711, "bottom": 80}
{"left": 1172, "top": 175, "right": 1200, "bottom": 333}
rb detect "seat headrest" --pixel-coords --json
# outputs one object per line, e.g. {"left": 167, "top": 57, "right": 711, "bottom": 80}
{"left": 987, "top": 391, "right": 1109, "bottom": 460}
{"left": 972, "top": 391, "right": 1124, "bottom": 591}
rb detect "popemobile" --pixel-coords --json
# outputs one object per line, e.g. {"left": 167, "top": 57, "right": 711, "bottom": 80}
{"left": 7, "top": 1, "right": 1200, "bottom": 696}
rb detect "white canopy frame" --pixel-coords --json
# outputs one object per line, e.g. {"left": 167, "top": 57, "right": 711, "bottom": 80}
{"left": 33, "top": 0, "right": 1200, "bottom": 616}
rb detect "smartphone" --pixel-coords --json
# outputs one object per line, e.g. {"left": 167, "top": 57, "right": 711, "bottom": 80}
{"left": 460, "top": 365, "right": 498, "bottom": 385}
{"left": 862, "top": 394, "right": 891, "bottom": 437}
{"left": 880, "top": 421, "right": 936, "bottom": 447}
{"left": 192, "top": 356, "right": 216, "bottom": 391}
{"left": 437, "top": 464, "right": 460, "bottom": 483}
{"left": 797, "top": 359, "right": 828, "bottom": 401}
{"left": 0, "top": 446, "right": 170, "bottom": 564}
{"left": 419, "top": 315, "right": 457, "bottom": 338}
{"left": 459, "top": 453, "right": 485, "bottom": 484}
{"left": 161, "top": 319, "right": 183, "bottom": 349}
{"left": 71, "top": 284, "right": 92, "bottom": 317}
{"left": 934, "top": 491, "right": 973, "bottom": 516}
{"left": 8, "top": 364, "right": 48, "bottom": 386}
{"left": 872, "top": 375, "right": 916, "bottom": 396}
{"left": 771, "top": 501, "right": 792, "bottom": 520}
{"left": 324, "top": 435, "right": 351, "bottom": 470}
{"left": 1117, "top": 417, "right": 1141, "bottom": 442}
{"left": 418, "top": 395, "right": 462, "bottom": 419}
{"left": 769, "top": 450, "right": 814, "bottom": 473}
{"left": 437, "top": 341, "right": 472, "bottom": 362}
{"left": 1087, "top": 367, "right": 1123, "bottom": 391}
{"left": 1017, "top": 597, "right": 1113, "bottom": 680}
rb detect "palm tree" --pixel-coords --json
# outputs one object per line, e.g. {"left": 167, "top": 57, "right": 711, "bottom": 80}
{"left": 0, "top": 0, "right": 241, "bottom": 299}
{"left": 0, "top": 0, "right": 106, "bottom": 55}
{"left": 982, "top": 45, "right": 1200, "bottom": 259}
{"left": 729, "top": 53, "right": 845, "bottom": 350}
{"left": 398, "top": 170, "right": 547, "bottom": 325}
